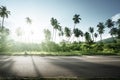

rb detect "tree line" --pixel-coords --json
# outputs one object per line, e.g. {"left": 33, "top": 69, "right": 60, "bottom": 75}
{"left": 0, "top": 6, "right": 120, "bottom": 54}
{"left": 49, "top": 14, "right": 120, "bottom": 44}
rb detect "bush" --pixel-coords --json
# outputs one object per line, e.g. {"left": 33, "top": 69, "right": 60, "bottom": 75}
{"left": 68, "top": 43, "right": 81, "bottom": 51}
{"left": 104, "top": 43, "right": 120, "bottom": 53}
{"left": 41, "top": 41, "right": 61, "bottom": 52}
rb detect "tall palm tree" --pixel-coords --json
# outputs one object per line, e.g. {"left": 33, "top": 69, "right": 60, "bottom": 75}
{"left": 94, "top": 33, "right": 98, "bottom": 42}
{"left": 117, "top": 28, "right": 120, "bottom": 39}
{"left": 116, "top": 18, "right": 120, "bottom": 38}
{"left": 58, "top": 27, "right": 64, "bottom": 41}
{"left": 89, "top": 27, "right": 94, "bottom": 42}
{"left": 50, "top": 17, "right": 60, "bottom": 41}
{"left": 97, "top": 22, "right": 105, "bottom": 42}
{"left": 16, "top": 27, "right": 23, "bottom": 37}
{"left": 26, "top": 17, "right": 32, "bottom": 25}
{"left": 117, "top": 18, "right": 120, "bottom": 28}
{"left": 57, "top": 25, "right": 62, "bottom": 36}
{"left": 71, "top": 14, "right": 81, "bottom": 42}
{"left": 105, "top": 19, "right": 114, "bottom": 28}
{"left": 105, "top": 19, "right": 115, "bottom": 41}
{"left": 50, "top": 17, "right": 55, "bottom": 41}
{"left": 72, "top": 14, "right": 81, "bottom": 29}
{"left": 0, "top": 6, "right": 10, "bottom": 30}
{"left": 25, "top": 17, "right": 32, "bottom": 53}
{"left": 25, "top": 17, "right": 32, "bottom": 41}
{"left": 109, "top": 27, "right": 118, "bottom": 41}
{"left": 79, "top": 30, "right": 84, "bottom": 42}
{"left": 54, "top": 20, "right": 60, "bottom": 41}
{"left": 84, "top": 32, "right": 91, "bottom": 43}
{"left": 44, "top": 29, "right": 51, "bottom": 42}
{"left": 64, "top": 27, "right": 71, "bottom": 41}
{"left": 73, "top": 28, "right": 80, "bottom": 41}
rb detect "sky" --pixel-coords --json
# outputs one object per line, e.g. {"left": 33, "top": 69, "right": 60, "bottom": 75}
{"left": 0, "top": 0, "right": 120, "bottom": 43}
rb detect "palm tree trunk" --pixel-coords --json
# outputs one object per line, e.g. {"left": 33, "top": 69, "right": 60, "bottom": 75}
{"left": 54, "top": 29, "right": 57, "bottom": 42}
{"left": 74, "top": 24, "right": 76, "bottom": 29}
{"left": 100, "top": 34, "right": 102, "bottom": 42}
{"left": 79, "top": 37, "right": 81, "bottom": 42}
{"left": 2, "top": 17, "right": 5, "bottom": 30}
{"left": 52, "top": 28, "right": 54, "bottom": 41}
{"left": 0, "top": 20, "right": 1, "bottom": 27}
{"left": 82, "top": 37, "right": 84, "bottom": 42}
{"left": 111, "top": 35, "right": 115, "bottom": 42}
{"left": 67, "top": 37, "right": 70, "bottom": 42}
{"left": 94, "top": 37, "right": 96, "bottom": 42}
{"left": 68, "top": 24, "right": 76, "bottom": 42}
{"left": 92, "top": 33, "right": 94, "bottom": 42}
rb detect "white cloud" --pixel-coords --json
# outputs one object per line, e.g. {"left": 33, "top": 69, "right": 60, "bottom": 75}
{"left": 112, "top": 13, "right": 120, "bottom": 21}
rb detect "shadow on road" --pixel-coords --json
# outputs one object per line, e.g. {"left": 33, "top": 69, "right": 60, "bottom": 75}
{"left": 31, "top": 56, "right": 43, "bottom": 77}
{"left": 46, "top": 57, "right": 120, "bottom": 78}
{"left": 0, "top": 56, "right": 15, "bottom": 78}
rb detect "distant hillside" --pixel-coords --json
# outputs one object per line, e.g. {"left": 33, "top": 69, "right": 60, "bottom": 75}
{"left": 98, "top": 37, "right": 115, "bottom": 43}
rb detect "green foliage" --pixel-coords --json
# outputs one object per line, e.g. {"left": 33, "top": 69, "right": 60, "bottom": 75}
{"left": 68, "top": 42, "right": 81, "bottom": 51}
{"left": 59, "top": 41, "right": 70, "bottom": 52}
{"left": 93, "top": 43, "right": 104, "bottom": 52}
{"left": 10, "top": 42, "right": 41, "bottom": 52}
{"left": 1, "top": 8, "right": 120, "bottom": 56}
{"left": 104, "top": 43, "right": 120, "bottom": 53}
{"left": 41, "top": 41, "right": 61, "bottom": 52}
{"left": 0, "top": 26, "right": 10, "bottom": 52}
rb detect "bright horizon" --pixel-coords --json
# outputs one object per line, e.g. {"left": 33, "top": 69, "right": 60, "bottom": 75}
{"left": 1, "top": 0, "right": 120, "bottom": 43}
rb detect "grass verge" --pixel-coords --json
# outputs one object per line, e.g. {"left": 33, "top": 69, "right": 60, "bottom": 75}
{"left": 0, "top": 51, "right": 119, "bottom": 56}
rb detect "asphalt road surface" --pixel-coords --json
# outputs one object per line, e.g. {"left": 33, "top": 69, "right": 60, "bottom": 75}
{"left": 0, "top": 56, "right": 120, "bottom": 78}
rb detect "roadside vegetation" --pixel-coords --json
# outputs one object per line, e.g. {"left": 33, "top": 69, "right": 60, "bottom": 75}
{"left": 0, "top": 6, "right": 120, "bottom": 55}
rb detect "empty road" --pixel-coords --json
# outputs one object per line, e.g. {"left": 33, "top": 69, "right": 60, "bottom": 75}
{"left": 0, "top": 56, "right": 120, "bottom": 78}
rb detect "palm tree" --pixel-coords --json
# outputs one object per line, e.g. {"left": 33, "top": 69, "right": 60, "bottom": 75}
{"left": 117, "top": 18, "right": 120, "bottom": 28}
{"left": 109, "top": 27, "right": 118, "bottom": 41}
{"left": 0, "top": 6, "right": 10, "bottom": 30}
{"left": 58, "top": 27, "right": 64, "bottom": 41}
{"left": 71, "top": 14, "right": 81, "bottom": 42}
{"left": 25, "top": 17, "right": 32, "bottom": 42}
{"left": 54, "top": 20, "right": 60, "bottom": 41}
{"left": 50, "top": 17, "right": 60, "bottom": 41}
{"left": 73, "top": 28, "right": 80, "bottom": 41}
{"left": 97, "top": 22, "right": 105, "bottom": 42}
{"left": 26, "top": 17, "right": 32, "bottom": 24}
{"left": 84, "top": 32, "right": 91, "bottom": 44}
{"left": 15, "top": 27, "right": 23, "bottom": 38}
{"left": 94, "top": 33, "right": 98, "bottom": 42}
{"left": 64, "top": 27, "right": 71, "bottom": 41}
{"left": 79, "top": 30, "right": 84, "bottom": 42}
{"left": 105, "top": 19, "right": 114, "bottom": 28}
{"left": 44, "top": 29, "right": 51, "bottom": 42}
{"left": 25, "top": 17, "right": 32, "bottom": 53}
{"left": 105, "top": 19, "right": 115, "bottom": 41}
{"left": 58, "top": 25, "right": 63, "bottom": 36}
{"left": 116, "top": 18, "right": 120, "bottom": 38}
{"left": 50, "top": 17, "right": 55, "bottom": 41}
{"left": 117, "top": 28, "right": 120, "bottom": 39}
{"left": 89, "top": 27, "right": 94, "bottom": 42}
{"left": 72, "top": 14, "right": 81, "bottom": 29}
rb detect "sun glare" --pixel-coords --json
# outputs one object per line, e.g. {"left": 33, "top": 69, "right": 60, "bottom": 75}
{"left": 11, "top": 23, "right": 45, "bottom": 43}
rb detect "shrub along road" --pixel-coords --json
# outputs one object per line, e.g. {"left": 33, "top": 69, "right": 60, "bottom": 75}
{"left": 0, "top": 55, "right": 120, "bottom": 78}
